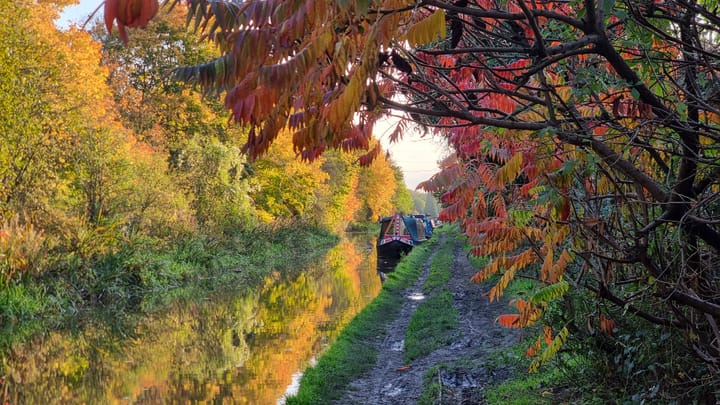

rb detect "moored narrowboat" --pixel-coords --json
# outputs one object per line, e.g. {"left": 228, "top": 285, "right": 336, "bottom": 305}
{"left": 412, "top": 214, "right": 435, "bottom": 239}
{"left": 377, "top": 213, "right": 427, "bottom": 260}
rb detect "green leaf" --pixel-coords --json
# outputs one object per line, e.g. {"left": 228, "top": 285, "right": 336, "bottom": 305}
{"left": 529, "top": 326, "right": 569, "bottom": 373}
{"left": 677, "top": 102, "right": 687, "bottom": 119}
{"left": 603, "top": 0, "right": 616, "bottom": 16}
{"left": 531, "top": 280, "right": 569, "bottom": 305}
{"left": 510, "top": 209, "right": 534, "bottom": 227}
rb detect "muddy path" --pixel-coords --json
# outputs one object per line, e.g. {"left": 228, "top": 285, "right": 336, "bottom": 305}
{"left": 336, "top": 235, "right": 520, "bottom": 404}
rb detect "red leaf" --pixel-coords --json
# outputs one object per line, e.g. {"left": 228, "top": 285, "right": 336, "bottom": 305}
{"left": 496, "top": 314, "right": 521, "bottom": 328}
{"left": 104, "top": 0, "right": 159, "bottom": 44}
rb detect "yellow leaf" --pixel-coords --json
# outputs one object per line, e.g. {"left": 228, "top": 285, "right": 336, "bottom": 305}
{"left": 529, "top": 326, "right": 569, "bottom": 373}
{"left": 494, "top": 152, "right": 523, "bottom": 189}
{"left": 402, "top": 9, "right": 446, "bottom": 47}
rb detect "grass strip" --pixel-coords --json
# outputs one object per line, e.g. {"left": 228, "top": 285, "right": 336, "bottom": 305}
{"left": 405, "top": 231, "right": 459, "bottom": 363}
{"left": 286, "top": 228, "right": 443, "bottom": 405}
{"left": 422, "top": 231, "right": 455, "bottom": 294}
{"left": 404, "top": 290, "right": 458, "bottom": 363}
{"left": 485, "top": 366, "right": 562, "bottom": 405}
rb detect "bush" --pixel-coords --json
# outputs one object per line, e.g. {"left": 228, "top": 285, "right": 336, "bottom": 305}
{"left": 0, "top": 215, "right": 47, "bottom": 285}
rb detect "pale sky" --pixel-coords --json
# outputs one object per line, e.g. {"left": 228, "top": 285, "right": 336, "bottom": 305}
{"left": 58, "top": 1, "right": 448, "bottom": 190}
{"left": 57, "top": 0, "right": 103, "bottom": 28}
{"left": 375, "top": 118, "right": 448, "bottom": 190}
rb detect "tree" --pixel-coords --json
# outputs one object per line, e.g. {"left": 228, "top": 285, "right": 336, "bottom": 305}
{"left": 113, "top": 0, "right": 720, "bottom": 394}
{"left": 355, "top": 143, "right": 399, "bottom": 221}
{"left": 423, "top": 192, "right": 439, "bottom": 217}
{"left": 0, "top": 2, "right": 70, "bottom": 218}
{"left": 100, "top": 7, "right": 257, "bottom": 234}
{"left": 389, "top": 162, "right": 414, "bottom": 214}
{"left": 410, "top": 190, "right": 427, "bottom": 214}
{"left": 250, "top": 128, "right": 329, "bottom": 222}
{"left": 317, "top": 150, "right": 363, "bottom": 232}
{"left": 99, "top": 6, "right": 241, "bottom": 154}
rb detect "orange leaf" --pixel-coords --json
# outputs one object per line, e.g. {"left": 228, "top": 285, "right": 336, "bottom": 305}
{"left": 600, "top": 314, "right": 616, "bottom": 335}
{"left": 496, "top": 314, "right": 521, "bottom": 328}
{"left": 525, "top": 335, "right": 542, "bottom": 357}
{"left": 543, "top": 326, "right": 554, "bottom": 345}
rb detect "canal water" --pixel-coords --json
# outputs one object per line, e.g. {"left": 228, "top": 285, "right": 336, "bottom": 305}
{"left": 0, "top": 235, "right": 381, "bottom": 404}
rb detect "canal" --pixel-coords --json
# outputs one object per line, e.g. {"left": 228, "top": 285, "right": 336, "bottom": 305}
{"left": 0, "top": 235, "right": 381, "bottom": 404}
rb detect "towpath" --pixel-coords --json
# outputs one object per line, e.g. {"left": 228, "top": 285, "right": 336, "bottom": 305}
{"left": 336, "top": 234, "right": 520, "bottom": 404}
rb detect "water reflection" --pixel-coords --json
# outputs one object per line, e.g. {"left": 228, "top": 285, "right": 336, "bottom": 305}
{"left": 376, "top": 251, "right": 404, "bottom": 283}
{"left": 0, "top": 235, "right": 381, "bottom": 404}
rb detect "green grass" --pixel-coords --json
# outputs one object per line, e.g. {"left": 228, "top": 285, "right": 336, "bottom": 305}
{"left": 422, "top": 235, "right": 454, "bottom": 294}
{"left": 485, "top": 366, "right": 564, "bottom": 405}
{"left": 0, "top": 284, "right": 50, "bottom": 347}
{"left": 405, "top": 230, "right": 458, "bottom": 363}
{"left": 286, "top": 229, "right": 443, "bottom": 405}
{"left": 418, "top": 363, "right": 451, "bottom": 405}
{"left": 404, "top": 290, "right": 458, "bottom": 363}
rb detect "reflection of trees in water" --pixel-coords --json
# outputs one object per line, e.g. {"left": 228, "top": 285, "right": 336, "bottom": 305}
{"left": 0, "top": 237, "right": 381, "bottom": 404}
{"left": 377, "top": 251, "right": 404, "bottom": 279}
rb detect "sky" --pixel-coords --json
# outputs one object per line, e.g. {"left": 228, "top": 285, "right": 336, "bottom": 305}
{"left": 57, "top": 0, "right": 104, "bottom": 28}
{"left": 57, "top": 1, "right": 448, "bottom": 190}
{"left": 375, "top": 119, "right": 449, "bottom": 190}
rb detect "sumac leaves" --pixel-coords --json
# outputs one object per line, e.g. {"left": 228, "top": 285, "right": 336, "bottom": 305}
{"left": 104, "top": 0, "right": 159, "bottom": 43}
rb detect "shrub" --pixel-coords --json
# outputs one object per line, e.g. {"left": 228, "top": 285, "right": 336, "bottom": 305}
{"left": 0, "top": 215, "right": 47, "bottom": 285}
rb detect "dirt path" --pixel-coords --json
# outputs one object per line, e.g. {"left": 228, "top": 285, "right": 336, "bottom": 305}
{"left": 336, "top": 235, "right": 520, "bottom": 404}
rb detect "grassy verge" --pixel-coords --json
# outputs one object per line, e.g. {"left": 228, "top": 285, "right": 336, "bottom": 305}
{"left": 286, "top": 228, "right": 443, "bottom": 405}
{"left": 485, "top": 348, "right": 608, "bottom": 405}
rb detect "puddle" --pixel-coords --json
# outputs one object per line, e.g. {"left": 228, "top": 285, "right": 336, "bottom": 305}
{"left": 407, "top": 292, "right": 426, "bottom": 301}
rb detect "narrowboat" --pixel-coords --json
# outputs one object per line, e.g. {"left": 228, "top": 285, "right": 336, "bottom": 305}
{"left": 413, "top": 214, "right": 435, "bottom": 239}
{"left": 377, "top": 214, "right": 427, "bottom": 260}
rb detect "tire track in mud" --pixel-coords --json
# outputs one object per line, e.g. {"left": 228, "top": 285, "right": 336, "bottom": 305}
{"left": 336, "top": 233, "right": 520, "bottom": 405}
